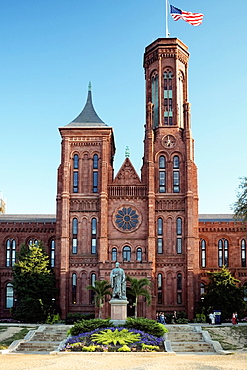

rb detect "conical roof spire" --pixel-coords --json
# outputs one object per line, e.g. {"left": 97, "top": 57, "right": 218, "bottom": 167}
{"left": 66, "top": 83, "right": 107, "bottom": 127}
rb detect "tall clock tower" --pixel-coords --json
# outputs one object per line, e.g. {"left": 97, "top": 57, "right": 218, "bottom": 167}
{"left": 142, "top": 38, "right": 199, "bottom": 319}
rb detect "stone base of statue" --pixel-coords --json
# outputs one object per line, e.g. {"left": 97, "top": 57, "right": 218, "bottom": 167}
{"left": 109, "top": 298, "right": 128, "bottom": 326}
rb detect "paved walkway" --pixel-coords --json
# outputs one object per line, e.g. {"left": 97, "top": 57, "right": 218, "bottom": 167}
{"left": 1, "top": 352, "right": 247, "bottom": 370}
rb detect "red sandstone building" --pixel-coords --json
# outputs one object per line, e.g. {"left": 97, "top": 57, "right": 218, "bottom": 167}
{"left": 0, "top": 38, "right": 247, "bottom": 320}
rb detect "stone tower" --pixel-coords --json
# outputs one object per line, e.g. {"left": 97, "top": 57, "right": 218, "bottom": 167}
{"left": 141, "top": 38, "right": 199, "bottom": 319}
{"left": 56, "top": 84, "right": 115, "bottom": 317}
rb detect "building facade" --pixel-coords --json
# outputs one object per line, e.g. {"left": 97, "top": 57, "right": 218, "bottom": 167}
{"left": 0, "top": 38, "right": 247, "bottom": 320}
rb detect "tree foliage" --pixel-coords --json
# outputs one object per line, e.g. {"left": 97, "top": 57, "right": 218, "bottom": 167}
{"left": 203, "top": 266, "right": 246, "bottom": 320}
{"left": 231, "top": 176, "right": 247, "bottom": 221}
{"left": 126, "top": 276, "right": 151, "bottom": 318}
{"left": 86, "top": 280, "right": 111, "bottom": 318}
{"left": 12, "top": 242, "right": 57, "bottom": 323}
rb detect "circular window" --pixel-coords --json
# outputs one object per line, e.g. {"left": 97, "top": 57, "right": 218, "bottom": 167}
{"left": 114, "top": 206, "right": 140, "bottom": 232}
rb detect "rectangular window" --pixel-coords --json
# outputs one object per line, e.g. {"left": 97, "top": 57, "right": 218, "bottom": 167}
{"left": 91, "top": 238, "right": 97, "bottom": 254}
{"left": 73, "top": 171, "right": 78, "bottom": 193}
{"left": 157, "top": 238, "right": 163, "bottom": 254}
{"left": 159, "top": 171, "right": 166, "bottom": 193}
{"left": 177, "top": 292, "right": 182, "bottom": 304}
{"left": 173, "top": 171, "right": 180, "bottom": 192}
{"left": 93, "top": 172, "right": 98, "bottom": 193}
{"left": 72, "top": 238, "right": 78, "bottom": 254}
{"left": 176, "top": 238, "right": 182, "bottom": 254}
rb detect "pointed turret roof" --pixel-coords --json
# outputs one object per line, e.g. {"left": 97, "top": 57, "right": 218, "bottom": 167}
{"left": 65, "top": 83, "right": 107, "bottom": 127}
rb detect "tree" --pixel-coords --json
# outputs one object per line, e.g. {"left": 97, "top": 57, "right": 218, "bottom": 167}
{"left": 86, "top": 280, "right": 111, "bottom": 318}
{"left": 126, "top": 276, "right": 151, "bottom": 318}
{"left": 231, "top": 176, "right": 247, "bottom": 221}
{"left": 12, "top": 242, "right": 57, "bottom": 323}
{"left": 203, "top": 266, "right": 246, "bottom": 321}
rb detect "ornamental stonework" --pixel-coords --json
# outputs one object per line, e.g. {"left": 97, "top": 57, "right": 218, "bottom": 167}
{"left": 113, "top": 205, "right": 142, "bottom": 232}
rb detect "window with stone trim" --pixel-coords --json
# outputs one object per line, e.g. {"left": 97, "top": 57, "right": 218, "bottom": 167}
{"left": 90, "top": 273, "right": 96, "bottom": 304}
{"left": 93, "top": 154, "right": 98, "bottom": 193}
{"left": 157, "top": 217, "right": 163, "bottom": 254}
{"left": 164, "top": 69, "right": 173, "bottom": 125}
{"left": 136, "top": 247, "right": 142, "bottom": 262}
{"left": 157, "top": 273, "right": 163, "bottom": 304}
{"left": 200, "top": 239, "right": 206, "bottom": 268}
{"left": 6, "top": 239, "right": 16, "bottom": 267}
{"left": 6, "top": 283, "right": 14, "bottom": 309}
{"left": 50, "top": 239, "right": 55, "bottom": 268}
{"left": 123, "top": 246, "right": 131, "bottom": 262}
{"left": 72, "top": 218, "right": 78, "bottom": 254}
{"left": 159, "top": 156, "right": 166, "bottom": 193}
{"left": 173, "top": 156, "right": 180, "bottom": 193}
{"left": 91, "top": 218, "right": 97, "bottom": 254}
{"left": 151, "top": 73, "right": 158, "bottom": 127}
{"left": 73, "top": 154, "right": 79, "bottom": 193}
{"left": 176, "top": 217, "right": 182, "bottom": 254}
{"left": 241, "top": 239, "right": 246, "bottom": 267}
{"left": 111, "top": 247, "right": 117, "bottom": 262}
{"left": 177, "top": 273, "right": 182, "bottom": 304}
{"left": 72, "top": 273, "right": 77, "bottom": 304}
{"left": 218, "top": 238, "right": 229, "bottom": 267}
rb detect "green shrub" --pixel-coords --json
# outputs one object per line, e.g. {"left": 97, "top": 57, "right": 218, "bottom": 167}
{"left": 65, "top": 312, "right": 94, "bottom": 324}
{"left": 176, "top": 318, "right": 189, "bottom": 324}
{"left": 124, "top": 317, "right": 167, "bottom": 337}
{"left": 69, "top": 318, "right": 111, "bottom": 336}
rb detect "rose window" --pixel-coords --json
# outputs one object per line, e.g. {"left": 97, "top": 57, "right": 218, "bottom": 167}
{"left": 115, "top": 207, "right": 139, "bottom": 231}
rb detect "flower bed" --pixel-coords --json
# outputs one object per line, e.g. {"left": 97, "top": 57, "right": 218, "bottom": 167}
{"left": 61, "top": 326, "right": 164, "bottom": 352}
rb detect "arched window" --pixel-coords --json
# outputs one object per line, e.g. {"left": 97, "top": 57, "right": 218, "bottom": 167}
{"left": 241, "top": 239, "right": 246, "bottom": 267}
{"left": 173, "top": 156, "right": 180, "bottom": 193}
{"left": 28, "top": 239, "right": 38, "bottom": 246}
{"left": 200, "top": 239, "right": 206, "bottom": 268}
{"left": 136, "top": 247, "right": 142, "bottom": 262}
{"left": 176, "top": 218, "right": 182, "bottom": 254}
{"left": 200, "top": 282, "right": 205, "bottom": 296}
{"left": 50, "top": 239, "right": 55, "bottom": 268}
{"left": 91, "top": 218, "right": 97, "bottom": 254}
{"left": 177, "top": 273, "right": 182, "bottom": 304}
{"left": 218, "top": 239, "right": 229, "bottom": 267}
{"left": 72, "top": 218, "right": 78, "bottom": 254}
{"left": 151, "top": 73, "right": 158, "bottom": 127}
{"left": 90, "top": 273, "right": 96, "bottom": 304}
{"left": 178, "top": 71, "right": 184, "bottom": 128}
{"left": 164, "top": 69, "right": 173, "bottom": 125}
{"left": 111, "top": 247, "right": 117, "bottom": 262}
{"left": 157, "top": 273, "right": 163, "bottom": 304}
{"left": 157, "top": 217, "right": 163, "bottom": 254}
{"left": 73, "top": 154, "right": 79, "bottom": 193}
{"left": 123, "top": 246, "right": 131, "bottom": 262}
{"left": 72, "top": 273, "right": 77, "bottom": 304}
{"left": 159, "top": 156, "right": 166, "bottom": 193}
{"left": 93, "top": 154, "right": 98, "bottom": 193}
{"left": 6, "top": 239, "right": 16, "bottom": 267}
{"left": 6, "top": 283, "right": 14, "bottom": 309}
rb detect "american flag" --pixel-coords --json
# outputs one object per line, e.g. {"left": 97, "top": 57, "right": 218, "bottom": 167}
{"left": 170, "top": 5, "right": 204, "bottom": 26}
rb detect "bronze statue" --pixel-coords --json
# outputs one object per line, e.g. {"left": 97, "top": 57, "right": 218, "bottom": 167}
{"left": 110, "top": 262, "right": 127, "bottom": 300}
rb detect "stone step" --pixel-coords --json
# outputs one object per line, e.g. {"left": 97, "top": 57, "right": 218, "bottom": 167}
{"left": 166, "top": 325, "right": 194, "bottom": 333}
{"left": 171, "top": 342, "right": 214, "bottom": 352}
{"left": 168, "top": 332, "right": 204, "bottom": 342}
{"left": 15, "top": 341, "right": 61, "bottom": 352}
{"left": 31, "top": 333, "right": 67, "bottom": 341}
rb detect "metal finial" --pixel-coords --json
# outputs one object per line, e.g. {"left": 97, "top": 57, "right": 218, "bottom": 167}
{"left": 125, "top": 146, "right": 130, "bottom": 158}
{"left": 88, "top": 81, "right": 92, "bottom": 91}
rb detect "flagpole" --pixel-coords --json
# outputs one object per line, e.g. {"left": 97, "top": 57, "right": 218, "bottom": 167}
{"left": 165, "top": 0, "right": 169, "bottom": 37}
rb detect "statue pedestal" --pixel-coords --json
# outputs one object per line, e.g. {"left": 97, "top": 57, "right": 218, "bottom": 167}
{"left": 109, "top": 298, "right": 128, "bottom": 326}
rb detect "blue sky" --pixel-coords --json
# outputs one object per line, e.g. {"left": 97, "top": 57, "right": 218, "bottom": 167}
{"left": 0, "top": 0, "right": 246, "bottom": 214}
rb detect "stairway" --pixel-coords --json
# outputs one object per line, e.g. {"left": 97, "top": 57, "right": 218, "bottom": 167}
{"left": 10, "top": 325, "right": 70, "bottom": 354}
{"left": 165, "top": 325, "right": 216, "bottom": 353}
